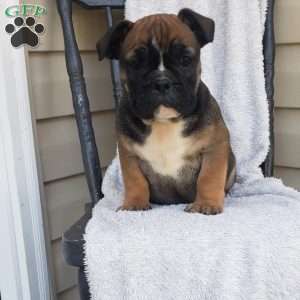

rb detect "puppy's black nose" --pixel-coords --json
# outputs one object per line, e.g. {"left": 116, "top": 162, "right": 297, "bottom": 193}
{"left": 154, "top": 79, "right": 171, "bottom": 93}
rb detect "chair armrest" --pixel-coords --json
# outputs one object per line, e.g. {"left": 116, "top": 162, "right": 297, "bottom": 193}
{"left": 62, "top": 210, "right": 92, "bottom": 267}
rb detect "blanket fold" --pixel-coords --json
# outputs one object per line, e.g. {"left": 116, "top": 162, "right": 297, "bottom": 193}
{"left": 84, "top": 1, "right": 300, "bottom": 299}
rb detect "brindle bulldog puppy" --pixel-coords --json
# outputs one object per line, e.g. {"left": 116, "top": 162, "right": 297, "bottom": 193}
{"left": 97, "top": 8, "right": 236, "bottom": 214}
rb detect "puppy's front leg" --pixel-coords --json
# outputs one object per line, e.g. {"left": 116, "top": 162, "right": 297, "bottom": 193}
{"left": 185, "top": 142, "right": 229, "bottom": 215}
{"left": 117, "top": 141, "right": 151, "bottom": 211}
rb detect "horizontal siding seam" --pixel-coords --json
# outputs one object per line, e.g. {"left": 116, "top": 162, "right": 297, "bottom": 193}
{"left": 36, "top": 109, "right": 115, "bottom": 124}
{"left": 36, "top": 107, "right": 115, "bottom": 122}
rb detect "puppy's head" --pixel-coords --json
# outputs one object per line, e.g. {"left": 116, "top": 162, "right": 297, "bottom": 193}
{"left": 97, "top": 8, "right": 214, "bottom": 120}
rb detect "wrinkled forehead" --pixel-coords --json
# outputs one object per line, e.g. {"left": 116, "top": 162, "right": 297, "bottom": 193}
{"left": 122, "top": 14, "right": 198, "bottom": 56}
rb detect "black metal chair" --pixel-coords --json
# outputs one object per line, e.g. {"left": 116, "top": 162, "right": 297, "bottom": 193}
{"left": 56, "top": 0, "right": 275, "bottom": 299}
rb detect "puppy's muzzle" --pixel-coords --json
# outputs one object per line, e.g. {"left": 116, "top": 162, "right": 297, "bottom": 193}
{"left": 154, "top": 78, "right": 171, "bottom": 94}
{"left": 155, "top": 105, "right": 179, "bottom": 120}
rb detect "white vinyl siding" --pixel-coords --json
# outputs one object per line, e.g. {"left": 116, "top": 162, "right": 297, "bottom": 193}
{"left": 274, "top": 0, "right": 300, "bottom": 191}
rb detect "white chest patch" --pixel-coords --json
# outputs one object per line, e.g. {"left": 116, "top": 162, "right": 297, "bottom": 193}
{"left": 133, "top": 119, "right": 191, "bottom": 178}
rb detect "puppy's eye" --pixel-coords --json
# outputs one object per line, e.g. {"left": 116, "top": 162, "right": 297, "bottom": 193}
{"left": 180, "top": 55, "right": 192, "bottom": 67}
{"left": 128, "top": 57, "right": 141, "bottom": 69}
{"left": 137, "top": 46, "right": 147, "bottom": 56}
{"left": 127, "top": 47, "right": 147, "bottom": 69}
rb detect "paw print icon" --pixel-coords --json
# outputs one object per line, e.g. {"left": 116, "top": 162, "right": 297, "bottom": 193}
{"left": 5, "top": 16, "right": 45, "bottom": 48}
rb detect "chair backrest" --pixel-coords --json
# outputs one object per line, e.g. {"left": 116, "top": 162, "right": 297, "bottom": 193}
{"left": 57, "top": 0, "right": 275, "bottom": 206}
{"left": 262, "top": 0, "right": 275, "bottom": 177}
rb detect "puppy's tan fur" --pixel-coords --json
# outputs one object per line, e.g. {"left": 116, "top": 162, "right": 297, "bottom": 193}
{"left": 119, "top": 113, "right": 234, "bottom": 214}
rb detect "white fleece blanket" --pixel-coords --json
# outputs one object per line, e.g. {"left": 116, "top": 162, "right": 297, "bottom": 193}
{"left": 84, "top": 1, "right": 300, "bottom": 299}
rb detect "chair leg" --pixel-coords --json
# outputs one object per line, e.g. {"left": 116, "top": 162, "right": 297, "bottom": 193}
{"left": 78, "top": 267, "right": 91, "bottom": 300}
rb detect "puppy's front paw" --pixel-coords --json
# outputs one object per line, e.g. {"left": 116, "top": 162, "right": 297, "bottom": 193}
{"left": 116, "top": 200, "right": 151, "bottom": 212}
{"left": 184, "top": 202, "right": 223, "bottom": 215}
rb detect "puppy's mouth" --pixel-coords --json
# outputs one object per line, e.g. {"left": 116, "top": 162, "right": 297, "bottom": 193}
{"left": 154, "top": 105, "right": 180, "bottom": 121}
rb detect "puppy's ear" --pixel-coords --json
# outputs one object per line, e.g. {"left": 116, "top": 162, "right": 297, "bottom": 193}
{"left": 96, "top": 20, "right": 133, "bottom": 60}
{"left": 178, "top": 8, "right": 215, "bottom": 47}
